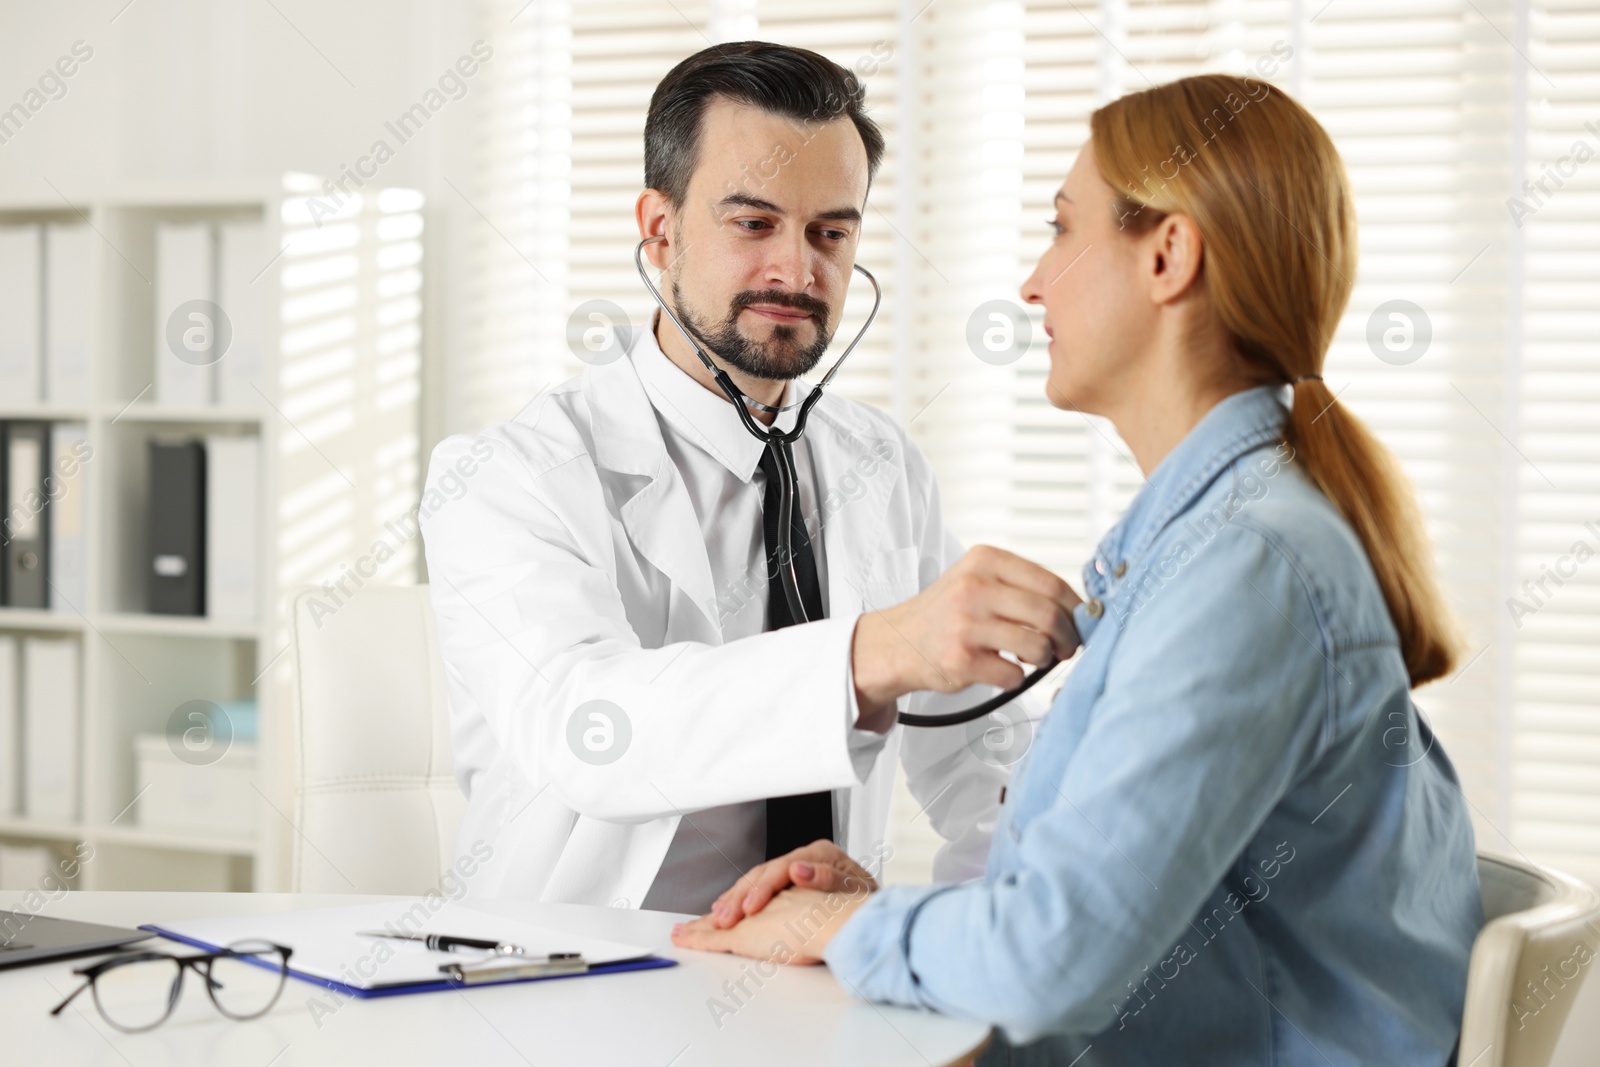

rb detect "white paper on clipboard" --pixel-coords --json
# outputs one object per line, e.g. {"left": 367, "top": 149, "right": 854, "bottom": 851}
{"left": 147, "top": 900, "right": 658, "bottom": 991}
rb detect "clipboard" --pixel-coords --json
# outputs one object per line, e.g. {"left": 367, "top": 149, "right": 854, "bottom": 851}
{"left": 138, "top": 899, "right": 677, "bottom": 1000}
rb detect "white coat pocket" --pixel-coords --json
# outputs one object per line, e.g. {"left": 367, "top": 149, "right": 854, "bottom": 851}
{"left": 858, "top": 545, "right": 923, "bottom": 610}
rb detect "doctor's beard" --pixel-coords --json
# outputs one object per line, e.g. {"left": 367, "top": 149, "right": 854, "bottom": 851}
{"left": 669, "top": 277, "right": 835, "bottom": 381}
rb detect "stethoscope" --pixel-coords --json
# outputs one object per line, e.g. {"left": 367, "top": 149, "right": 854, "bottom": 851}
{"left": 635, "top": 235, "right": 1058, "bottom": 727}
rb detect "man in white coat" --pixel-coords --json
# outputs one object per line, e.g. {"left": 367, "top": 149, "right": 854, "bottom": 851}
{"left": 420, "top": 42, "right": 1080, "bottom": 918}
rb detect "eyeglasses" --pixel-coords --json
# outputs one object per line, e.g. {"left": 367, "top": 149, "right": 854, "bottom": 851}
{"left": 49, "top": 939, "right": 293, "bottom": 1033}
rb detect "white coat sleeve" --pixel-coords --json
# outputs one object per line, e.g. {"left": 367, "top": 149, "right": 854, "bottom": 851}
{"left": 419, "top": 429, "right": 869, "bottom": 825}
{"left": 844, "top": 656, "right": 894, "bottom": 782}
{"left": 892, "top": 431, "right": 1036, "bottom": 883}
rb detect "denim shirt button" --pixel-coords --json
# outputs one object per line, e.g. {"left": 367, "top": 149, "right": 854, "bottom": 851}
{"left": 1114, "top": 561, "right": 1127, "bottom": 578}
{"left": 1086, "top": 598, "right": 1104, "bottom": 618}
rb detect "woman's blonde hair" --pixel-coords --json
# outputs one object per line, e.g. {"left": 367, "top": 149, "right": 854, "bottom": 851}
{"left": 1090, "top": 74, "right": 1461, "bottom": 686}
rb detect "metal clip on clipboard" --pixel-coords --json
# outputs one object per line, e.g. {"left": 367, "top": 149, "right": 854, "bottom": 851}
{"left": 440, "top": 952, "right": 589, "bottom": 985}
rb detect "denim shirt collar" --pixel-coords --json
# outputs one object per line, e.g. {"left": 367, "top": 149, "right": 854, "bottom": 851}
{"left": 1082, "top": 385, "right": 1292, "bottom": 605}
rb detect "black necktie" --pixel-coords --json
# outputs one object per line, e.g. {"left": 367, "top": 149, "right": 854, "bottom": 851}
{"left": 758, "top": 441, "right": 835, "bottom": 860}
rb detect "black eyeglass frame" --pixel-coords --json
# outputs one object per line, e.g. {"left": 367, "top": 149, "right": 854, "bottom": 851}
{"left": 48, "top": 940, "right": 295, "bottom": 1033}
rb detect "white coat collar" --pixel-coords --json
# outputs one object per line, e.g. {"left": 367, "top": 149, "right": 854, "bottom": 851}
{"left": 631, "top": 309, "right": 804, "bottom": 483}
{"left": 581, "top": 314, "right": 904, "bottom": 636}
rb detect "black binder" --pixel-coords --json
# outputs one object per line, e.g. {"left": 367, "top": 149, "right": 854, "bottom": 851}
{"left": 3, "top": 420, "right": 52, "bottom": 609}
{"left": 148, "top": 439, "right": 206, "bottom": 616}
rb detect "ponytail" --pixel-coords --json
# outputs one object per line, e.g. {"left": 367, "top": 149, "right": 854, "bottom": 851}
{"left": 1092, "top": 75, "right": 1462, "bottom": 686}
{"left": 1287, "top": 378, "right": 1462, "bottom": 684}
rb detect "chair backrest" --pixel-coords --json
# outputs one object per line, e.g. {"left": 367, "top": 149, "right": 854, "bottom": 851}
{"left": 1459, "top": 851, "right": 1600, "bottom": 1067}
{"left": 288, "top": 583, "right": 465, "bottom": 894}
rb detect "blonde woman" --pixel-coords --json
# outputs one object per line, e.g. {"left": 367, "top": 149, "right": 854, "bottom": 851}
{"left": 673, "top": 73, "right": 1484, "bottom": 1065}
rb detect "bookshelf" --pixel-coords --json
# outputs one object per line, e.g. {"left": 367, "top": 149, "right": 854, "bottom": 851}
{"left": 0, "top": 175, "right": 424, "bottom": 892}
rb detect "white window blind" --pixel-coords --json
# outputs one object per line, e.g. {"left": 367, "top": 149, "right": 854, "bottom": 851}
{"left": 458, "top": 0, "right": 574, "bottom": 431}
{"left": 1516, "top": 0, "right": 1600, "bottom": 882}
{"left": 465, "top": 0, "right": 1600, "bottom": 886}
{"left": 468, "top": 0, "right": 901, "bottom": 427}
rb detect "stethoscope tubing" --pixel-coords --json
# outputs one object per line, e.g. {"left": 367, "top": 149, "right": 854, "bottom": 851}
{"left": 633, "top": 235, "right": 1058, "bottom": 726}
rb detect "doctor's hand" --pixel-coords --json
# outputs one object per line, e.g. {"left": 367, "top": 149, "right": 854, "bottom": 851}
{"left": 705, "top": 840, "right": 877, "bottom": 929}
{"left": 852, "top": 545, "right": 1081, "bottom": 714}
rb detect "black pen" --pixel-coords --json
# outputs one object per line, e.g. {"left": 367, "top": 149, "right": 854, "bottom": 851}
{"left": 357, "top": 930, "right": 562, "bottom": 956}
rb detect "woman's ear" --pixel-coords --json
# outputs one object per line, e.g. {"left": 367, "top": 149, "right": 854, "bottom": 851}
{"left": 1146, "top": 213, "right": 1205, "bottom": 304}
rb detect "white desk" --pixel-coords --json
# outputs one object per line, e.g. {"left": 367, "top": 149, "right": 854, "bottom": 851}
{"left": 1, "top": 891, "right": 991, "bottom": 1067}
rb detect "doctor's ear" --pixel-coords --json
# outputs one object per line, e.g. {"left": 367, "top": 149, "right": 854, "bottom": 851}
{"left": 1145, "top": 212, "right": 1205, "bottom": 304}
{"left": 635, "top": 188, "right": 679, "bottom": 271}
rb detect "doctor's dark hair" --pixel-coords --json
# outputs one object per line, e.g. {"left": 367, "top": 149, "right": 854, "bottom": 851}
{"left": 1091, "top": 74, "right": 1463, "bottom": 687}
{"left": 644, "top": 41, "right": 885, "bottom": 207}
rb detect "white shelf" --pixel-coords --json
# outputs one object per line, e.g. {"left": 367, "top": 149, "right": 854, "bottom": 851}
{"left": 0, "top": 403, "right": 263, "bottom": 424}
{"left": 91, "top": 824, "right": 257, "bottom": 856}
{"left": 0, "top": 610, "right": 85, "bottom": 632}
{"left": 94, "top": 178, "right": 283, "bottom": 207}
{"left": 0, "top": 175, "right": 424, "bottom": 892}
{"left": 105, "top": 403, "right": 265, "bottom": 424}
{"left": 0, "top": 611, "right": 260, "bottom": 638}
{"left": 0, "top": 406, "right": 91, "bottom": 421}
{"left": 94, "top": 613, "right": 261, "bottom": 640}
{"left": 0, "top": 818, "right": 257, "bottom": 857}
{"left": 0, "top": 817, "right": 85, "bottom": 842}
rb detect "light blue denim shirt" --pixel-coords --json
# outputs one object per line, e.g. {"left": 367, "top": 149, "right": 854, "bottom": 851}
{"left": 824, "top": 385, "right": 1483, "bottom": 1065}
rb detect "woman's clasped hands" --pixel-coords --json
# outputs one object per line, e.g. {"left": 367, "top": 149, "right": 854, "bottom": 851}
{"left": 670, "top": 840, "right": 878, "bottom": 964}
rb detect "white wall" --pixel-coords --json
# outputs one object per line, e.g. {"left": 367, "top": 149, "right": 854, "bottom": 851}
{"left": 0, "top": 0, "right": 486, "bottom": 474}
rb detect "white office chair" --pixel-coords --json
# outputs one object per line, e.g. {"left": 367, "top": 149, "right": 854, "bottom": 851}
{"left": 287, "top": 584, "right": 465, "bottom": 893}
{"left": 1459, "top": 851, "right": 1600, "bottom": 1067}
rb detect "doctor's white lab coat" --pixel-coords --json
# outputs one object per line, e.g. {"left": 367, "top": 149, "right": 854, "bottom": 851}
{"left": 419, "top": 330, "right": 1033, "bottom": 909}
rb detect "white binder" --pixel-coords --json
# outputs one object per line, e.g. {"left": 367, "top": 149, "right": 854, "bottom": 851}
{"left": 205, "top": 434, "right": 259, "bottom": 623}
{"left": 44, "top": 224, "right": 93, "bottom": 407}
{"left": 0, "top": 636, "right": 18, "bottom": 817}
{"left": 154, "top": 222, "right": 217, "bottom": 407}
{"left": 23, "top": 636, "right": 80, "bottom": 822}
{"left": 0, "top": 225, "right": 42, "bottom": 403}
{"left": 217, "top": 221, "right": 268, "bottom": 408}
{"left": 49, "top": 423, "right": 90, "bottom": 614}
